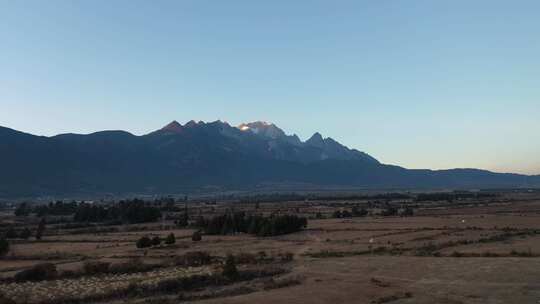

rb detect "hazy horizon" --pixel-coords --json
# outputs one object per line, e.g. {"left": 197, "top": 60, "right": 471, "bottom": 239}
{"left": 1, "top": 1, "right": 539, "bottom": 175}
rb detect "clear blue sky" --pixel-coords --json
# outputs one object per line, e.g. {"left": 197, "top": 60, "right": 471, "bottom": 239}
{"left": 1, "top": 1, "right": 539, "bottom": 174}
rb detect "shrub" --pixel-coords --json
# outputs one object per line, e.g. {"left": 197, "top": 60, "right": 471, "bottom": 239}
{"left": 14, "top": 203, "right": 30, "bottom": 217}
{"left": 14, "top": 263, "right": 57, "bottom": 282}
{"left": 59, "top": 270, "right": 77, "bottom": 278}
{"left": 341, "top": 210, "right": 352, "bottom": 218}
{"left": 510, "top": 249, "right": 534, "bottom": 257}
{"left": 257, "top": 251, "right": 268, "bottom": 260}
{"left": 235, "top": 252, "right": 258, "bottom": 264}
{"left": 202, "top": 213, "right": 307, "bottom": 237}
{"left": 151, "top": 274, "right": 215, "bottom": 294}
{"left": 414, "top": 242, "right": 438, "bottom": 256}
{"left": 175, "top": 214, "right": 188, "bottom": 228}
{"left": 352, "top": 206, "right": 368, "bottom": 217}
{"left": 451, "top": 251, "right": 463, "bottom": 257}
{"left": 332, "top": 210, "right": 343, "bottom": 218}
{"left": 381, "top": 207, "right": 398, "bottom": 216}
{"left": 36, "top": 218, "right": 46, "bottom": 240}
{"left": 278, "top": 252, "right": 294, "bottom": 262}
{"left": 109, "top": 259, "right": 156, "bottom": 274}
{"left": 192, "top": 231, "right": 202, "bottom": 242}
{"left": 0, "top": 239, "right": 9, "bottom": 256}
{"left": 156, "top": 278, "right": 184, "bottom": 293}
{"left": 125, "top": 282, "right": 142, "bottom": 297}
{"left": 5, "top": 228, "right": 17, "bottom": 239}
{"left": 136, "top": 236, "right": 153, "bottom": 248}
{"left": 165, "top": 233, "right": 176, "bottom": 245}
{"left": 222, "top": 254, "right": 238, "bottom": 279}
{"left": 370, "top": 277, "right": 390, "bottom": 287}
{"left": 263, "top": 277, "right": 301, "bottom": 290}
{"left": 400, "top": 207, "right": 414, "bottom": 216}
{"left": 174, "top": 251, "right": 212, "bottom": 267}
{"left": 83, "top": 261, "right": 110, "bottom": 275}
{"left": 152, "top": 236, "right": 162, "bottom": 246}
{"left": 19, "top": 228, "right": 32, "bottom": 240}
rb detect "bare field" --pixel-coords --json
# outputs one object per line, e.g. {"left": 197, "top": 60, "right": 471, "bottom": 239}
{"left": 1, "top": 192, "right": 540, "bottom": 303}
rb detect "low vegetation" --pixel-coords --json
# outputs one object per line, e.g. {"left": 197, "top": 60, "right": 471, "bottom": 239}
{"left": 199, "top": 212, "right": 307, "bottom": 237}
{"left": 1, "top": 190, "right": 539, "bottom": 304}
{"left": 0, "top": 238, "right": 9, "bottom": 256}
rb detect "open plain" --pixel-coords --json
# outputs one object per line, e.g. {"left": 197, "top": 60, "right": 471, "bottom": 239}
{"left": 1, "top": 191, "right": 540, "bottom": 304}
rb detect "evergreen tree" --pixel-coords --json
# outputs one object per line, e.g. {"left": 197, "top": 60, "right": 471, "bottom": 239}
{"left": 19, "top": 228, "right": 32, "bottom": 240}
{"left": 14, "top": 203, "right": 30, "bottom": 216}
{"left": 136, "top": 236, "right": 152, "bottom": 248}
{"left": 192, "top": 230, "right": 202, "bottom": 242}
{"left": 36, "top": 218, "right": 46, "bottom": 240}
{"left": 0, "top": 238, "right": 9, "bottom": 256}
{"left": 247, "top": 216, "right": 259, "bottom": 234}
{"left": 341, "top": 210, "right": 352, "bottom": 218}
{"left": 400, "top": 207, "right": 414, "bottom": 216}
{"left": 151, "top": 236, "right": 161, "bottom": 246}
{"left": 165, "top": 233, "right": 176, "bottom": 245}
{"left": 5, "top": 227, "right": 17, "bottom": 239}
{"left": 381, "top": 206, "right": 398, "bottom": 216}
{"left": 222, "top": 254, "right": 238, "bottom": 279}
{"left": 194, "top": 216, "right": 206, "bottom": 228}
{"left": 352, "top": 206, "right": 368, "bottom": 217}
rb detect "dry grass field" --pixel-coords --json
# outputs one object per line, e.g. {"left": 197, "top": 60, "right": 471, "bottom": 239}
{"left": 1, "top": 191, "right": 540, "bottom": 303}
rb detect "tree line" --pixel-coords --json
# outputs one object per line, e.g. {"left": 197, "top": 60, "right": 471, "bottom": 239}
{"left": 74, "top": 199, "right": 161, "bottom": 223}
{"left": 415, "top": 192, "right": 497, "bottom": 202}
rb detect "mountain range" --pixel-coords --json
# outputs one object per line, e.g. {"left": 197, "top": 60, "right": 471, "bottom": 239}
{"left": 0, "top": 120, "right": 538, "bottom": 198}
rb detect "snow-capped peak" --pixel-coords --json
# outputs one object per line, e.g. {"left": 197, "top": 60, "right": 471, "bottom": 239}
{"left": 237, "top": 121, "right": 286, "bottom": 139}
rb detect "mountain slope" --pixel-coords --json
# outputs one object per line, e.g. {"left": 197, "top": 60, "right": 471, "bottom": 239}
{"left": 0, "top": 121, "right": 537, "bottom": 197}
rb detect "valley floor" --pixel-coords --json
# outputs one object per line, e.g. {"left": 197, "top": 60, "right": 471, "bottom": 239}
{"left": 2, "top": 194, "right": 540, "bottom": 303}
